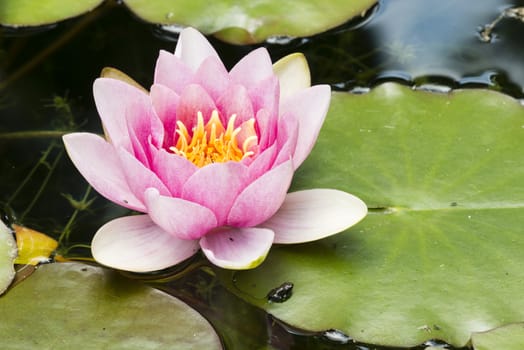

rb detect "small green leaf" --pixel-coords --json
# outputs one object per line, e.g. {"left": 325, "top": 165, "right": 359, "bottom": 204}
{"left": 226, "top": 84, "right": 524, "bottom": 347}
{"left": 0, "top": 263, "right": 222, "bottom": 349}
{"left": 122, "top": 0, "right": 378, "bottom": 44}
{"left": 0, "top": 220, "right": 17, "bottom": 295}
{"left": 0, "top": 0, "right": 104, "bottom": 27}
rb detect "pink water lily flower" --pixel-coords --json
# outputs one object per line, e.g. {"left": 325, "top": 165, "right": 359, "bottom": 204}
{"left": 63, "top": 28, "right": 367, "bottom": 272}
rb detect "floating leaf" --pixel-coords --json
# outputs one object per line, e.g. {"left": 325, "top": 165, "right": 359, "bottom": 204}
{"left": 0, "top": 0, "right": 104, "bottom": 27}
{"left": 13, "top": 224, "right": 58, "bottom": 265}
{"left": 0, "top": 220, "right": 17, "bottom": 295}
{"left": 225, "top": 83, "right": 524, "bottom": 347}
{"left": 122, "top": 0, "right": 378, "bottom": 44}
{"left": 472, "top": 323, "right": 524, "bottom": 350}
{"left": 0, "top": 263, "right": 222, "bottom": 349}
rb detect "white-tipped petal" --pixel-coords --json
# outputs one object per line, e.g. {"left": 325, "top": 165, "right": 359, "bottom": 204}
{"left": 265, "top": 189, "right": 367, "bottom": 244}
{"left": 273, "top": 52, "right": 311, "bottom": 102}
{"left": 63, "top": 133, "right": 145, "bottom": 212}
{"left": 281, "top": 85, "right": 331, "bottom": 169}
{"left": 92, "top": 215, "right": 199, "bottom": 273}
{"left": 200, "top": 227, "right": 274, "bottom": 270}
{"left": 174, "top": 27, "right": 220, "bottom": 72}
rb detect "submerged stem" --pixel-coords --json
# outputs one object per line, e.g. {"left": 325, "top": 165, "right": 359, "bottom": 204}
{"left": 6, "top": 142, "right": 58, "bottom": 208}
{"left": 0, "top": 130, "right": 68, "bottom": 140}
{"left": 19, "top": 147, "right": 64, "bottom": 222}
{"left": 58, "top": 185, "right": 93, "bottom": 245}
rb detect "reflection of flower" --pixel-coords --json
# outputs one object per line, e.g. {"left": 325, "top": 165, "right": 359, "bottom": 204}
{"left": 63, "top": 28, "right": 367, "bottom": 272}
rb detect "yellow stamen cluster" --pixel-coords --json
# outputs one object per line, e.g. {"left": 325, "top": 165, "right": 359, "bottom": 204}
{"left": 170, "top": 110, "right": 258, "bottom": 167}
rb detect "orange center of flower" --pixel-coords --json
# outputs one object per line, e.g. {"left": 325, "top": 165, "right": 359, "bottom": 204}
{"left": 170, "top": 110, "right": 258, "bottom": 167}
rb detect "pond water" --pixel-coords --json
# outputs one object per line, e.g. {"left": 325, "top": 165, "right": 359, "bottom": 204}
{"left": 1, "top": 0, "right": 523, "bottom": 349}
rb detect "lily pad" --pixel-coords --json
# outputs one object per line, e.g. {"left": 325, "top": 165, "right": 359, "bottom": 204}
{"left": 472, "top": 323, "right": 524, "bottom": 350}
{"left": 123, "top": 0, "right": 378, "bottom": 44}
{"left": 226, "top": 83, "right": 524, "bottom": 347}
{"left": 0, "top": 262, "right": 222, "bottom": 349}
{"left": 0, "top": 220, "right": 17, "bottom": 295}
{"left": 0, "top": 0, "right": 103, "bottom": 27}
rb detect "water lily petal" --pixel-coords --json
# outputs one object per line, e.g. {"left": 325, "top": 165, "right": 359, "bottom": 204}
{"left": 248, "top": 75, "right": 279, "bottom": 119}
{"left": 126, "top": 103, "right": 164, "bottom": 167}
{"left": 150, "top": 84, "right": 180, "bottom": 148}
{"left": 154, "top": 50, "right": 194, "bottom": 94}
{"left": 63, "top": 133, "right": 145, "bottom": 211}
{"left": 200, "top": 227, "right": 274, "bottom": 270}
{"left": 216, "top": 84, "right": 254, "bottom": 125}
{"left": 117, "top": 148, "right": 172, "bottom": 203}
{"left": 92, "top": 215, "right": 199, "bottom": 272}
{"left": 273, "top": 112, "right": 299, "bottom": 167}
{"left": 176, "top": 84, "right": 217, "bottom": 129}
{"left": 123, "top": 90, "right": 164, "bottom": 153}
{"left": 175, "top": 27, "right": 220, "bottom": 72}
{"left": 265, "top": 189, "right": 368, "bottom": 244}
{"left": 256, "top": 109, "right": 278, "bottom": 150}
{"left": 144, "top": 188, "right": 217, "bottom": 240}
{"left": 93, "top": 78, "right": 150, "bottom": 152}
{"left": 193, "top": 55, "right": 230, "bottom": 101}
{"left": 229, "top": 48, "right": 274, "bottom": 89}
{"left": 182, "top": 162, "right": 248, "bottom": 225}
{"left": 150, "top": 147, "right": 197, "bottom": 197}
{"left": 228, "top": 160, "right": 293, "bottom": 227}
{"left": 280, "top": 85, "right": 331, "bottom": 169}
{"left": 273, "top": 53, "right": 311, "bottom": 103}
{"left": 246, "top": 143, "right": 278, "bottom": 179}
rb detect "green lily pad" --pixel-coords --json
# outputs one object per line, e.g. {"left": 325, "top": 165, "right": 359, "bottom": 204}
{"left": 123, "top": 0, "right": 378, "bottom": 44}
{"left": 472, "top": 323, "right": 524, "bottom": 350}
{"left": 0, "top": 221, "right": 16, "bottom": 295}
{"left": 226, "top": 83, "right": 524, "bottom": 347}
{"left": 0, "top": 262, "right": 222, "bottom": 349}
{"left": 0, "top": 0, "right": 103, "bottom": 27}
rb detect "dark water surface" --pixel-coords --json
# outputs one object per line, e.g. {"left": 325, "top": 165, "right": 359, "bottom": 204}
{"left": 1, "top": 0, "right": 524, "bottom": 348}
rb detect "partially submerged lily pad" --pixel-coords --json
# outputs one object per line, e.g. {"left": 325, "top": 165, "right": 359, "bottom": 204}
{"left": 0, "top": 0, "right": 103, "bottom": 27}
{"left": 226, "top": 83, "right": 524, "bottom": 347}
{"left": 0, "top": 262, "right": 222, "bottom": 349}
{"left": 123, "top": 0, "right": 378, "bottom": 44}
{"left": 0, "top": 220, "right": 17, "bottom": 295}
{"left": 472, "top": 323, "right": 524, "bottom": 350}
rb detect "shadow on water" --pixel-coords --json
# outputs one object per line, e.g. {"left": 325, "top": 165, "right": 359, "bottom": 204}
{"left": 1, "top": 0, "right": 524, "bottom": 348}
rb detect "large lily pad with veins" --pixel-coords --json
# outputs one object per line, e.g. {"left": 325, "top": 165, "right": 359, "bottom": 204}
{"left": 0, "top": 221, "right": 16, "bottom": 295}
{"left": 123, "top": 0, "right": 378, "bottom": 44}
{"left": 0, "top": 263, "right": 222, "bottom": 349}
{"left": 0, "top": 0, "right": 104, "bottom": 27}
{"left": 225, "top": 83, "right": 524, "bottom": 347}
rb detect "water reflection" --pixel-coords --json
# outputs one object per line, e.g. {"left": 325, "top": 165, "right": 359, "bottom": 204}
{"left": 303, "top": 0, "right": 524, "bottom": 97}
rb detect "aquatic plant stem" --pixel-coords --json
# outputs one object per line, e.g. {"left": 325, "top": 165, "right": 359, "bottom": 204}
{"left": 0, "top": 130, "right": 68, "bottom": 140}
{"left": 5, "top": 142, "right": 58, "bottom": 208}
{"left": 60, "top": 243, "right": 91, "bottom": 254}
{"left": 19, "top": 148, "right": 64, "bottom": 222}
{"left": 58, "top": 185, "right": 93, "bottom": 245}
